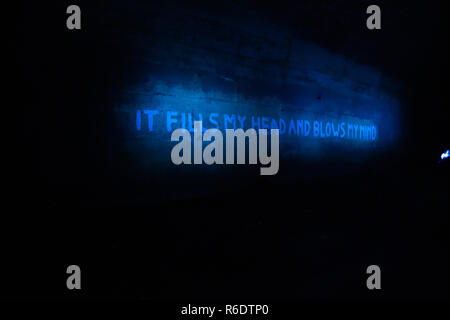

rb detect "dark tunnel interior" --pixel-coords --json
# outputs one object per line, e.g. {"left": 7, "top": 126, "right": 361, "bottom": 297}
{"left": 16, "top": 0, "right": 450, "bottom": 300}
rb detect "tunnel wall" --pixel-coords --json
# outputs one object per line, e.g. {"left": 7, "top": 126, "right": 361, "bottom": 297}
{"left": 98, "top": 1, "right": 402, "bottom": 187}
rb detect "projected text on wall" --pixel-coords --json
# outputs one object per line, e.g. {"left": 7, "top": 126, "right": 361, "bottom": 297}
{"left": 135, "top": 109, "right": 377, "bottom": 142}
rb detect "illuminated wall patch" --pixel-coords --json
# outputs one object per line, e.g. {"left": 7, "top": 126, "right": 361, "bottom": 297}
{"left": 113, "top": 32, "right": 401, "bottom": 170}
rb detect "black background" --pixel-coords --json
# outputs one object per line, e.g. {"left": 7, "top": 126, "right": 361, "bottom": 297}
{"left": 16, "top": 0, "right": 450, "bottom": 300}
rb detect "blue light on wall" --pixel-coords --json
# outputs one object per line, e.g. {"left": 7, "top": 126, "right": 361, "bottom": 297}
{"left": 113, "top": 35, "right": 401, "bottom": 170}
